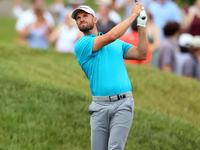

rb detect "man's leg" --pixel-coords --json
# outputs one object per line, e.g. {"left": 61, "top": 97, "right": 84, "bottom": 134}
{"left": 108, "top": 97, "right": 134, "bottom": 150}
{"left": 89, "top": 101, "right": 110, "bottom": 150}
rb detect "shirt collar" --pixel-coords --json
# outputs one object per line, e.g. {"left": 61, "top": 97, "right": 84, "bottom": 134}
{"left": 87, "top": 32, "right": 103, "bottom": 37}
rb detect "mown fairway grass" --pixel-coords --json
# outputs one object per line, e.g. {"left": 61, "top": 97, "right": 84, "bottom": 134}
{"left": 0, "top": 42, "right": 200, "bottom": 150}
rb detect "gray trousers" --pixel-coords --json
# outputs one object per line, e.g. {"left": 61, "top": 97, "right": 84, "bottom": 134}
{"left": 88, "top": 96, "right": 134, "bottom": 150}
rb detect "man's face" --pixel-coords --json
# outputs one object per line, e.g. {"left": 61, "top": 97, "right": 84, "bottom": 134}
{"left": 75, "top": 11, "right": 95, "bottom": 32}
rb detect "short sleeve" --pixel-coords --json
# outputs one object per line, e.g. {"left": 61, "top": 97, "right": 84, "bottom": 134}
{"left": 74, "top": 36, "right": 96, "bottom": 67}
{"left": 182, "top": 59, "right": 195, "bottom": 76}
{"left": 119, "top": 40, "right": 132, "bottom": 59}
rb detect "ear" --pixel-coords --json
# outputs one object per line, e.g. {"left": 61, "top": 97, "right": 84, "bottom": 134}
{"left": 93, "top": 17, "right": 97, "bottom": 23}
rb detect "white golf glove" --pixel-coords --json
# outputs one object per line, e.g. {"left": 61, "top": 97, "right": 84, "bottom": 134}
{"left": 137, "top": 7, "right": 148, "bottom": 27}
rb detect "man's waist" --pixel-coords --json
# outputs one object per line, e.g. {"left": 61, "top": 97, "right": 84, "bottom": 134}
{"left": 92, "top": 91, "right": 132, "bottom": 102}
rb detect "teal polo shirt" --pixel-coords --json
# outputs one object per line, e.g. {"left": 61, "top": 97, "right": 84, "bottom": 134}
{"left": 74, "top": 32, "right": 132, "bottom": 96}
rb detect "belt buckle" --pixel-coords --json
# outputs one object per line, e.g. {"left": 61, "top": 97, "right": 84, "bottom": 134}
{"left": 109, "top": 94, "right": 126, "bottom": 102}
{"left": 109, "top": 95, "right": 115, "bottom": 102}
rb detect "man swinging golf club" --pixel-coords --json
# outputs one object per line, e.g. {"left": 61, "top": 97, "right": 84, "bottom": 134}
{"left": 71, "top": 2, "right": 148, "bottom": 150}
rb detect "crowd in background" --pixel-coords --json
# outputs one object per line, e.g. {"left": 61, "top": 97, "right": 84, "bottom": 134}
{"left": 12, "top": 0, "right": 200, "bottom": 81}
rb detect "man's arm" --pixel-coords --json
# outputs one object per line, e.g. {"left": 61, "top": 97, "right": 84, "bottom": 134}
{"left": 92, "top": 2, "right": 143, "bottom": 52}
{"left": 124, "top": 26, "right": 148, "bottom": 60}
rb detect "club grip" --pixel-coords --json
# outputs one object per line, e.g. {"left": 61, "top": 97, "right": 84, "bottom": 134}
{"left": 135, "top": 0, "right": 146, "bottom": 20}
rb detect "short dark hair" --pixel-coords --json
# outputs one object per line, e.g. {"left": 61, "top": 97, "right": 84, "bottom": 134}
{"left": 131, "top": 19, "right": 138, "bottom": 31}
{"left": 163, "top": 22, "right": 180, "bottom": 37}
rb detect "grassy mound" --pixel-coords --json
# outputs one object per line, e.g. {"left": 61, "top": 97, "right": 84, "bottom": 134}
{"left": 0, "top": 43, "right": 200, "bottom": 149}
{"left": 0, "top": 75, "right": 200, "bottom": 150}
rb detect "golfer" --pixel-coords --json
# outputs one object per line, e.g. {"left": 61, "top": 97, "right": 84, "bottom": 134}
{"left": 71, "top": 3, "right": 148, "bottom": 150}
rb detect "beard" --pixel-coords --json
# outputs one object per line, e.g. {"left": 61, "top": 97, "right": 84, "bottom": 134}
{"left": 78, "top": 21, "right": 94, "bottom": 32}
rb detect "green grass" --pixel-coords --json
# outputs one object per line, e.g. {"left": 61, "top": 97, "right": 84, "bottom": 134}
{"left": 0, "top": 42, "right": 200, "bottom": 150}
{"left": 0, "top": 16, "right": 200, "bottom": 149}
{"left": 0, "top": 17, "right": 16, "bottom": 44}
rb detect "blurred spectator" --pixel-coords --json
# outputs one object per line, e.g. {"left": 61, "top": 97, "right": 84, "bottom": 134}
{"left": 58, "top": 0, "right": 85, "bottom": 25}
{"left": 50, "top": 0, "right": 64, "bottom": 13}
{"left": 22, "top": 6, "right": 52, "bottom": 49}
{"left": 179, "top": 33, "right": 193, "bottom": 53}
{"left": 188, "top": 0, "right": 199, "bottom": 14}
{"left": 158, "top": 22, "right": 181, "bottom": 73}
{"left": 49, "top": 12, "right": 82, "bottom": 53}
{"left": 96, "top": 0, "right": 117, "bottom": 34}
{"left": 137, "top": 0, "right": 154, "bottom": 10}
{"left": 120, "top": 19, "right": 152, "bottom": 66}
{"left": 112, "top": 0, "right": 135, "bottom": 33}
{"left": 173, "top": 0, "right": 189, "bottom": 33}
{"left": 146, "top": 11, "right": 160, "bottom": 68}
{"left": 112, "top": 0, "right": 134, "bottom": 20}
{"left": 15, "top": 0, "right": 54, "bottom": 46}
{"left": 12, "top": 0, "right": 23, "bottom": 17}
{"left": 96, "top": 0, "right": 121, "bottom": 24}
{"left": 182, "top": 36, "right": 200, "bottom": 80}
{"left": 184, "top": 0, "right": 200, "bottom": 36}
{"left": 176, "top": 33, "right": 193, "bottom": 75}
{"left": 50, "top": 0, "right": 65, "bottom": 22}
{"left": 148, "top": 0, "right": 181, "bottom": 41}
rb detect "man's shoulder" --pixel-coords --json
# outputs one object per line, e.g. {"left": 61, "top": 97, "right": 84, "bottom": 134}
{"left": 76, "top": 35, "right": 93, "bottom": 43}
{"left": 75, "top": 35, "right": 96, "bottom": 49}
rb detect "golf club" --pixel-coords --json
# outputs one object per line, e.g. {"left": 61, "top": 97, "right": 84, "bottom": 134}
{"left": 134, "top": 0, "right": 146, "bottom": 20}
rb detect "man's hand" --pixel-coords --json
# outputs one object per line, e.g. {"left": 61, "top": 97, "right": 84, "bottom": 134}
{"left": 131, "top": 2, "right": 143, "bottom": 18}
{"left": 137, "top": 7, "right": 148, "bottom": 27}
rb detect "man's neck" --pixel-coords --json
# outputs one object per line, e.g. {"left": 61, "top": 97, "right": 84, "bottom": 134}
{"left": 83, "top": 26, "right": 99, "bottom": 36}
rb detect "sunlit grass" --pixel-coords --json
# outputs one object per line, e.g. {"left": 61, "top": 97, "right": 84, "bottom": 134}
{"left": 0, "top": 42, "right": 200, "bottom": 149}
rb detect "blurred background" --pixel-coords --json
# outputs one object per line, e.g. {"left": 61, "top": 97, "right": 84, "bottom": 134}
{"left": 0, "top": 0, "right": 200, "bottom": 150}
{"left": 1, "top": 0, "right": 200, "bottom": 77}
